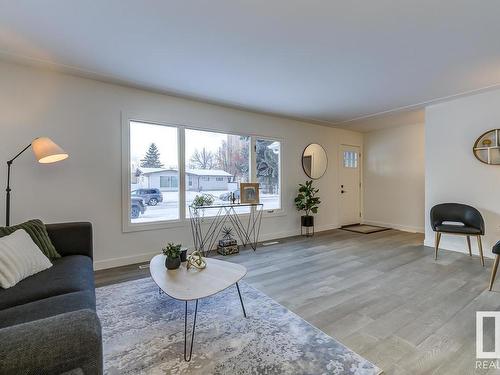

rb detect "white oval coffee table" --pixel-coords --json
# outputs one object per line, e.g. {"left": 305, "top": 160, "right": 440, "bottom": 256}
{"left": 149, "top": 255, "right": 247, "bottom": 361}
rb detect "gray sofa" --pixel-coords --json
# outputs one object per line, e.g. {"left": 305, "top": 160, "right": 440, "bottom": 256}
{"left": 0, "top": 222, "right": 102, "bottom": 375}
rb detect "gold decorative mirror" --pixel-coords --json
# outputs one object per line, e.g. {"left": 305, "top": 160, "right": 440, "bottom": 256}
{"left": 473, "top": 129, "right": 500, "bottom": 165}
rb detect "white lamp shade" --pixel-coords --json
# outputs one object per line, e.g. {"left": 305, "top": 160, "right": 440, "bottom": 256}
{"left": 31, "top": 137, "right": 68, "bottom": 164}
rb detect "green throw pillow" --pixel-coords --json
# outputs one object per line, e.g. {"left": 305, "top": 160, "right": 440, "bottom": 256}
{"left": 0, "top": 219, "right": 60, "bottom": 259}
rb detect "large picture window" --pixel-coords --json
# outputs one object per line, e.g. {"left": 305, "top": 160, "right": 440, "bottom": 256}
{"left": 125, "top": 119, "right": 282, "bottom": 229}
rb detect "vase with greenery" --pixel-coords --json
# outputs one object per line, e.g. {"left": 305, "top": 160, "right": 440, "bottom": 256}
{"left": 191, "top": 193, "right": 215, "bottom": 208}
{"left": 162, "top": 242, "right": 182, "bottom": 270}
{"left": 190, "top": 193, "right": 215, "bottom": 219}
{"left": 294, "top": 180, "right": 320, "bottom": 230}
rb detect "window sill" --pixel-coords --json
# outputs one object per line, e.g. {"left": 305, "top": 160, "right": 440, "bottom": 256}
{"left": 262, "top": 208, "right": 286, "bottom": 218}
{"left": 123, "top": 219, "right": 185, "bottom": 233}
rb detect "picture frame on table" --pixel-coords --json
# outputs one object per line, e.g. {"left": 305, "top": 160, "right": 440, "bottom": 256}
{"left": 240, "top": 183, "right": 260, "bottom": 204}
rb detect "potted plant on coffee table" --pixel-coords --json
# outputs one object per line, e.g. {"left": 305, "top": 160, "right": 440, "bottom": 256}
{"left": 294, "top": 180, "right": 320, "bottom": 236}
{"left": 162, "top": 242, "right": 182, "bottom": 270}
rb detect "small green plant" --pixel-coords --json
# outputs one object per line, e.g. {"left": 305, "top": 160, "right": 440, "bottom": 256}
{"left": 294, "top": 180, "right": 321, "bottom": 216}
{"left": 191, "top": 193, "right": 215, "bottom": 208}
{"left": 162, "top": 242, "right": 182, "bottom": 259}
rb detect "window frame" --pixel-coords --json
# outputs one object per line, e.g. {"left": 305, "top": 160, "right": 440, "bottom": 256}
{"left": 122, "top": 114, "right": 284, "bottom": 232}
{"left": 343, "top": 150, "right": 358, "bottom": 169}
{"left": 122, "top": 117, "right": 184, "bottom": 232}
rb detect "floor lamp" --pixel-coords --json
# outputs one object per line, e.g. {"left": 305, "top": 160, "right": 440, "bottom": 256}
{"left": 5, "top": 137, "right": 68, "bottom": 226}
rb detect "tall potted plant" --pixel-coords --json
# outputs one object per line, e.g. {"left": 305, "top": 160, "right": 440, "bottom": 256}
{"left": 294, "top": 180, "right": 320, "bottom": 230}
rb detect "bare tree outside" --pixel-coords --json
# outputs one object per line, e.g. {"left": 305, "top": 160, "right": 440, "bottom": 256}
{"left": 189, "top": 147, "right": 215, "bottom": 169}
{"left": 214, "top": 138, "right": 249, "bottom": 182}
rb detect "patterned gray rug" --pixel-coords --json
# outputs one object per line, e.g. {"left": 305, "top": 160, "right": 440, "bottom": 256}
{"left": 97, "top": 278, "right": 381, "bottom": 375}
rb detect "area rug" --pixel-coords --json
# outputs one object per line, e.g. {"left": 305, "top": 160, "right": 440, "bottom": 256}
{"left": 340, "top": 224, "right": 390, "bottom": 234}
{"left": 97, "top": 278, "right": 381, "bottom": 375}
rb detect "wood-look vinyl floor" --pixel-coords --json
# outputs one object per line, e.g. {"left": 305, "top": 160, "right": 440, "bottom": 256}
{"left": 95, "top": 229, "right": 500, "bottom": 374}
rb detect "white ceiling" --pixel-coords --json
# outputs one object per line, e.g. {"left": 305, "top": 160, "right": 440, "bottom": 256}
{"left": 1, "top": 0, "right": 500, "bottom": 128}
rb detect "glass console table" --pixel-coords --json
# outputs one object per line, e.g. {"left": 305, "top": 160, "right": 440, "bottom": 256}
{"left": 188, "top": 203, "right": 263, "bottom": 255}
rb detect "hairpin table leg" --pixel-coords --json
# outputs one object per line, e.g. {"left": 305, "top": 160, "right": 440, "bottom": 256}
{"left": 236, "top": 282, "right": 247, "bottom": 318}
{"left": 184, "top": 299, "right": 198, "bottom": 362}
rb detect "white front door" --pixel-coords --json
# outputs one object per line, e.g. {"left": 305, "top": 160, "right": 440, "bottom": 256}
{"left": 339, "top": 145, "right": 361, "bottom": 226}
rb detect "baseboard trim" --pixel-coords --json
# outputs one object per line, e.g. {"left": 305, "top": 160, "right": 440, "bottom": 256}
{"left": 93, "top": 224, "right": 341, "bottom": 270}
{"left": 94, "top": 251, "right": 159, "bottom": 270}
{"left": 362, "top": 220, "right": 424, "bottom": 234}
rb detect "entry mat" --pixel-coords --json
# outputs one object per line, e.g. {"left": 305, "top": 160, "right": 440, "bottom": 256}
{"left": 341, "top": 224, "right": 391, "bottom": 234}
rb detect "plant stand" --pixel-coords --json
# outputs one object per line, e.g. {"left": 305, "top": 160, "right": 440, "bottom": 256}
{"left": 301, "top": 215, "right": 315, "bottom": 237}
{"left": 301, "top": 224, "right": 315, "bottom": 237}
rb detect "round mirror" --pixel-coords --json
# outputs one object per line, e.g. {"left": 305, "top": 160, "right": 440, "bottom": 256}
{"left": 302, "top": 143, "right": 328, "bottom": 179}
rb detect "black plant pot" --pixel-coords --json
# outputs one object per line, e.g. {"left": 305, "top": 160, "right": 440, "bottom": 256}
{"left": 165, "top": 256, "right": 181, "bottom": 270}
{"left": 180, "top": 249, "right": 188, "bottom": 262}
{"left": 301, "top": 215, "right": 314, "bottom": 227}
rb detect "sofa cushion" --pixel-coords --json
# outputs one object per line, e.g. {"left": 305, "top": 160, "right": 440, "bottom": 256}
{"left": 0, "top": 219, "right": 60, "bottom": 259}
{"left": 0, "top": 255, "right": 94, "bottom": 310}
{"left": 0, "top": 290, "right": 95, "bottom": 329}
{"left": 435, "top": 224, "right": 482, "bottom": 235}
{"left": 0, "top": 229, "right": 53, "bottom": 288}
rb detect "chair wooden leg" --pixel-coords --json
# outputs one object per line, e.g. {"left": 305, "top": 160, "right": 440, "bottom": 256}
{"left": 477, "top": 235, "right": 485, "bottom": 267}
{"left": 489, "top": 255, "right": 500, "bottom": 291}
{"left": 435, "top": 232, "right": 441, "bottom": 260}
{"left": 466, "top": 236, "right": 472, "bottom": 256}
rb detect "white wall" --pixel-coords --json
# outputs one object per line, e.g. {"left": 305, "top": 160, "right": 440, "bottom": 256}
{"left": 0, "top": 61, "right": 362, "bottom": 269}
{"left": 425, "top": 88, "right": 500, "bottom": 258}
{"left": 363, "top": 122, "right": 425, "bottom": 233}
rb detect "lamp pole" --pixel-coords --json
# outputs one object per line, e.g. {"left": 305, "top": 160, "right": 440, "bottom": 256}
{"left": 5, "top": 143, "right": 33, "bottom": 226}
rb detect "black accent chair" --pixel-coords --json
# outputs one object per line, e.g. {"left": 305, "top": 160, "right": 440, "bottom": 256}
{"left": 430, "top": 203, "right": 485, "bottom": 266}
{"left": 489, "top": 241, "right": 500, "bottom": 290}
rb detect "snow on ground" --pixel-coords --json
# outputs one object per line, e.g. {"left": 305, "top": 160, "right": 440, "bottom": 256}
{"left": 131, "top": 190, "right": 280, "bottom": 223}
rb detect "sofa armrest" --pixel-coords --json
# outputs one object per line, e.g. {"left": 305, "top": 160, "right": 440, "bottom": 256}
{"left": 0, "top": 309, "right": 102, "bottom": 375}
{"left": 46, "top": 222, "right": 93, "bottom": 259}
